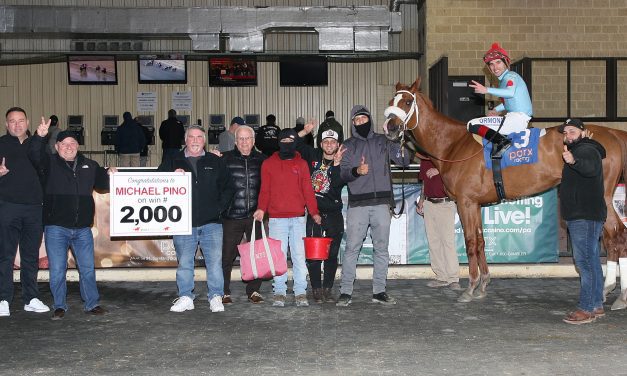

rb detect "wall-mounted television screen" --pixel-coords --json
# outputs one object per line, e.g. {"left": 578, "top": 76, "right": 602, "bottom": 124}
{"left": 138, "top": 54, "right": 187, "bottom": 84}
{"left": 67, "top": 55, "right": 117, "bottom": 85}
{"left": 280, "top": 57, "right": 328, "bottom": 86}
{"left": 209, "top": 57, "right": 257, "bottom": 86}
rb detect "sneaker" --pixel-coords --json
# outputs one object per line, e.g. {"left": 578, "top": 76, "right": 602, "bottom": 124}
{"left": 0, "top": 300, "right": 9, "bottom": 317}
{"left": 51, "top": 308, "right": 65, "bottom": 320}
{"left": 372, "top": 292, "right": 396, "bottom": 305}
{"left": 209, "top": 296, "right": 225, "bottom": 313}
{"left": 24, "top": 298, "right": 50, "bottom": 313}
{"left": 563, "top": 310, "right": 595, "bottom": 325}
{"left": 295, "top": 294, "right": 309, "bottom": 307}
{"left": 426, "top": 280, "right": 450, "bottom": 288}
{"left": 170, "top": 296, "right": 194, "bottom": 312}
{"left": 272, "top": 294, "right": 286, "bottom": 307}
{"left": 336, "top": 293, "right": 352, "bottom": 307}
{"left": 248, "top": 292, "right": 264, "bottom": 304}
{"left": 312, "top": 288, "right": 323, "bottom": 303}
{"left": 323, "top": 288, "right": 336, "bottom": 303}
{"left": 222, "top": 295, "right": 233, "bottom": 305}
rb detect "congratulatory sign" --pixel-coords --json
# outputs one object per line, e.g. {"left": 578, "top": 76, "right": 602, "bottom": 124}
{"left": 110, "top": 172, "right": 192, "bottom": 237}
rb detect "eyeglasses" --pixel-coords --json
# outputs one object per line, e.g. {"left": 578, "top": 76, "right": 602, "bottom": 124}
{"left": 237, "top": 136, "right": 253, "bottom": 141}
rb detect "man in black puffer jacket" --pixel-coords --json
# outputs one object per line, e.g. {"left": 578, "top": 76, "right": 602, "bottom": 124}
{"left": 220, "top": 125, "right": 267, "bottom": 304}
{"left": 29, "top": 124, "right": 113, "bottom": 319}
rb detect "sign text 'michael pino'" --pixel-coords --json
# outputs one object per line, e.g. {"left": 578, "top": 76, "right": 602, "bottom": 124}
{"left": 115, "top": 186, "right": 188, "bottom": 196}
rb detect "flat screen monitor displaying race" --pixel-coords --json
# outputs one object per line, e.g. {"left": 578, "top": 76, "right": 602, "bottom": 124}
{"left": 67, "top": 55, "right": 118, "bottom": 85}
{"left": 138, "top": 54, "right": 187, "bottom": 84}
{"left": 209, "top": 57, "right": 257, "bottom": 87}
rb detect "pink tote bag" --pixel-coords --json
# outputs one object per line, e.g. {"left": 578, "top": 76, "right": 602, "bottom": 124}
{"left": 237, "top": 220, "right": 287, "bottom": 281}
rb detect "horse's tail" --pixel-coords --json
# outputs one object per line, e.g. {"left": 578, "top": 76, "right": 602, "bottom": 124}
{"left": 609, "top": 129, "right": 627, "bottom": 184}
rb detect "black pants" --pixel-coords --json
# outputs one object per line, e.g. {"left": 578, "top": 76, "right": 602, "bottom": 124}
{"left": 0, "top": 200, "right": 43, "bottom": 305}
{"left": 306, "top": 211, "right": 344, "bottom": 289}
{"left": 222, "top": 217, "right": 263, "bottom": 297}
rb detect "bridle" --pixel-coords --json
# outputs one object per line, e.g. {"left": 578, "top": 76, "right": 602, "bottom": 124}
{"left": 384, "top": 89, "right": 484, "bottom": 164}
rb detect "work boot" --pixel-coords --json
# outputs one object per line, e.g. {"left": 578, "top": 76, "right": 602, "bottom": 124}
{"left": 312, "top": 288, "right": 323, "bottom": 303}
{"left": 323, "top": 288, "right": 336, "bottom": 303}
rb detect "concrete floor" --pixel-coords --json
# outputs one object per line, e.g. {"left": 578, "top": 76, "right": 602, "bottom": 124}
{"left": 1, "top": 278, "right": 626, "bottom": 376}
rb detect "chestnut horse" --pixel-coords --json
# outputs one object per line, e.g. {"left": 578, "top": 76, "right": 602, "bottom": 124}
{"left": 385, "top": 78, "right": 627, "bottom": 304}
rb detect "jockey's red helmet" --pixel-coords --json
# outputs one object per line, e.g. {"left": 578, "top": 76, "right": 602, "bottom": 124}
{"left": 483, "top": 42, "right": 511, "bottom": 66}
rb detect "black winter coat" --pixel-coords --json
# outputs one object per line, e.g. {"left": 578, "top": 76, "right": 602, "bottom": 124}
{"left": 559, "top": 138, "right": 607, "bottom": 222}
{"left": 29, "top": 135, "right": 109, "bottom": 228}
{"left": 0, "top": 134, "right": 43, "bottom": 205}
{"left": 158, "top": 150, "right": 235, "bottom": 227}
{"left": 222, "top": 148, "right": 266, "bottom": 220}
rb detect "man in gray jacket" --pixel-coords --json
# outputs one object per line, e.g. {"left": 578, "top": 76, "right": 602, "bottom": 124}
{"left": 337, "top": 105, "right": 409, "bottom": 306}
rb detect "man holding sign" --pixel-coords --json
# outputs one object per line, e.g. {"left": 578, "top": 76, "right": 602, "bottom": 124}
{"left": 29, "top": 120, "right": 116, "bottom": 320}
{"left": 159, "top": 125, "right": 235, "bottom": 313}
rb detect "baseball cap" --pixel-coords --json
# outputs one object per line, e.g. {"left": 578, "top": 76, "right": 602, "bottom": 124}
{"left": 56, "top": 130, "right": 78, "bottom": 143}
{"left": 320, "top": 129, "right": 339, "bottom": 141}
{"left": 231, "top": 117, "right": 245, "bottom": 126}
{"left": 558, "top": 118, "right": 585, "bottom": 133}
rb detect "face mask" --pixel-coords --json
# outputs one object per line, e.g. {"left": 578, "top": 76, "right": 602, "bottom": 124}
{"left": 355, "top": 120, "right": 371, "bottom": 138}
{"left": 279, "top": 141, "right": 296, "bottom": 159}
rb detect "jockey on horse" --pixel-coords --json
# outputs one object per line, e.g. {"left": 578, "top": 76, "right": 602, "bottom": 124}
{"left": 468, "top": 43, "right": 533, "bottom": 158}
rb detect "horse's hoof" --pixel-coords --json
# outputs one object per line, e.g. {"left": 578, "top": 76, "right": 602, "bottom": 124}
{"left": 457, "top": 291, "right": 473, "bottom": 303}
{"left": 473, "top": 290, "right": 487, "bottom": 299}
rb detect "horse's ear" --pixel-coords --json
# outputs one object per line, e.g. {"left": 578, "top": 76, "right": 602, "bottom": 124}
{"left": 410, "top": 77, "right": 422, "bottom": 92}
{"left": 395, "top": 81, "right": 403, "bottom": 90}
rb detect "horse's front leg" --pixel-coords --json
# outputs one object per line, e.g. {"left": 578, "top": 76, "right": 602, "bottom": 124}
{"left": 457, "top": 204, "right": 482, "bottom": 303}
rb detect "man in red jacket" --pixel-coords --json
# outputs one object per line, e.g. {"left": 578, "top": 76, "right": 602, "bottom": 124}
{"left": 253, "top": 128, "right": 321, "bottom": 308}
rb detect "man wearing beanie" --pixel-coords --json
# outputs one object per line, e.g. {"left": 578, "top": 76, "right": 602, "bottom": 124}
{"left": 28, "top": 124, "right": 115, "bottom": 319}
{"left": 316, "top": 110, "right": 344, "bottom": 148}
{"left": 253, "top": 128, "right": 321, "bottom": 308}
{"left": 337, "top": 105, "right": 410, "bottom": 307}
{"left": 219, "top": 116, "right": 245, "bottom": 153}
{"left": 468, "top": 42, "right": 533, "bottom": 158}
{"left": 255, "top": 114, "right": 280, "bottom": 156}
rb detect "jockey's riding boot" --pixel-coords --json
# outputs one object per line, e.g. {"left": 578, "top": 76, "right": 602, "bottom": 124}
{"left": 467, "top": 123, "right": 512, "bottom": 159}
{"left": 490, "top": 134, "right": 512, "bottom": 159}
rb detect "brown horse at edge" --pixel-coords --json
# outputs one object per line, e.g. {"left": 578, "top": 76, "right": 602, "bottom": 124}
{"left": 385, "top": 78, "right": 627, "bottom": 304}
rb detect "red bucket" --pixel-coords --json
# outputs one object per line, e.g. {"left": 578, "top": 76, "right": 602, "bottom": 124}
{"left": 303, "top": 237, "right": 332, "bottom": 260}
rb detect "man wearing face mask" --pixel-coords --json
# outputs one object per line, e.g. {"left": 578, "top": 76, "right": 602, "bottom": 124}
{"left": 253, "top": 128, "right": 321, "bottom": 308}
{"left": 337, "top": 105, "right": 410, "bottom": 307}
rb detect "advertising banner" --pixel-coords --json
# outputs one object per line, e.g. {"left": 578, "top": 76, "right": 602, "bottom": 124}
{"left": 109, "top": 172, "right": 192, "bottom": 237}
{"left": 342, "top": 185, "right": 559, "bottom": 265}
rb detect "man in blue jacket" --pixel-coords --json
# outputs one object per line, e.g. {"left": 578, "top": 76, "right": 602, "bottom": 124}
{"left": 337, "top": 105, "right": 410, "bottom": 307}
{"left": 159, "top": 125, "right": 235, "bottom": 313}
{"left": 29, "top": 124, "right": 115, "bottom": 320}
{"left": 115, "top": 111, "right": 146, "bottom": 167}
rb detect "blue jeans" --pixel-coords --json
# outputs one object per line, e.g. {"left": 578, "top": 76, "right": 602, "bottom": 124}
{"left": 45, "top": 225, "right": 99, "bottom": 311}
{"left": 269, "top": 216, "right": 307, "bottom": 296}
{"left": 567, "top": 219, "right": 604, "bottom": 312}
{"left": 173, "top": 223, "right": 224, "bottom": 300}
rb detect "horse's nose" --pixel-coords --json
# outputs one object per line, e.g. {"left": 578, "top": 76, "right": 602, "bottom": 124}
{"left": 386, "top": 113, "right": 398, "bottom": 120}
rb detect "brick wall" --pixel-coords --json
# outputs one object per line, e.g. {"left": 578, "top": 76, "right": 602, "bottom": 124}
{"left": 424, "top": 0, "right": 627, "bottom": 129}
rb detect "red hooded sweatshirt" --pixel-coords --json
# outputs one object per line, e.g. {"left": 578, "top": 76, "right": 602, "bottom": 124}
{"left": 257, "top": 152, "right": 319, "bottom": 218}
